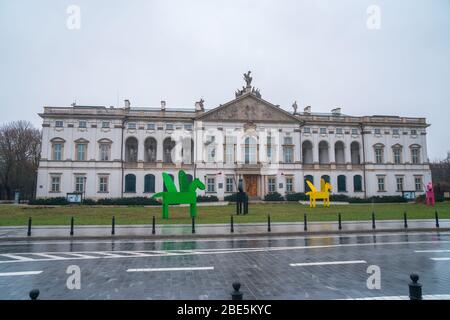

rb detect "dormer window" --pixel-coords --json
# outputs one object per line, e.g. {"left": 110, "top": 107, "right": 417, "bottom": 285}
{"left": 55, "top": 120, "right": 64, "bottom": 128}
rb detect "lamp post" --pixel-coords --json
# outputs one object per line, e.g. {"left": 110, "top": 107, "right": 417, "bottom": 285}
{"left": 83, "top": 176, "right": 87, "bottom": 203}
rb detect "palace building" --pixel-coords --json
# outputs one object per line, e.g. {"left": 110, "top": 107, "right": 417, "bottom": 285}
{"left": 36, "top": 73, "right": 432, "bottom": 200}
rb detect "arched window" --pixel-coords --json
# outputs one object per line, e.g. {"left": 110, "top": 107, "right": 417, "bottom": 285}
{"left": 350, "top": 141, "right": 361, "bottom": 164}
{"left": 125, "top": 137, "right": 138, "bottom": 162}
{"left": 304, "top": 175, "right": 314, "bottom": 192}
{"left": 244, "top": 137, "right": 257, "bottom": 164}
{"left": 163, "top": 174, "right": 174, "bottom": 192}
{"left": 302, "top": 141, "right": 313, "bottom": 164}
{"left": 321, "top": 175, "right": 330, "bottom": 184}
{"left": 334, "top": 141, "right": 345, "bottom": 164}
{"left": 125, "top": 174, "right": 136, "bottom": 193}
{"left": 144, "top": 174, "right": 155, "bottom": 193}
{"left": 337, "top": 175, "right": 346, "bottom": 192}
{"left": 144, "top": 137, "right": 157, "bottom": 162}
{"left": 318, "top": 141, "right": 329, "bottom": 164}
{"left": 163, "top": 138, "right": 175, "bottom": 163}
{"left": 353, "top": 175, "right": 362, "bottom": 192}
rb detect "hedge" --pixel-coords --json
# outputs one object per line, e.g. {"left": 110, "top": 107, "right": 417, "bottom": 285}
{"left": 29, "top": 197, "right": 160, "bottom": 206}
{"left": 197, "top": 195, "right": 219, "bottom": 202}
{"left": 224, "top": 193, "right": 238, "bottom": 202}
{"left": 285, "top": 192, "right": 309, "bottom": 201}
{"left": 28, "top": 197, "right": 69, "bottom": 205}
{"left": 264, "top": 192, "right": 284, "bottom": 201}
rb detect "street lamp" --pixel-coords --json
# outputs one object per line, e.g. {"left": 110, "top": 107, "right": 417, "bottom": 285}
{"left": 83, "top": 176, "right": 87, "bottom": 203}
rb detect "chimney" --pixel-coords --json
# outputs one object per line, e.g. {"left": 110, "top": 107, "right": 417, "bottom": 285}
{"left": 304, "top": 106, "right": 311, "bottom": 114}
{"left": 161, "top": 100, "right": 166, "bottom": 111}
{"left": 124, "top": 99, "right": 131, "bottom": 109}
{"left": 331, "top": 107, "right": 341, "bottom": 116}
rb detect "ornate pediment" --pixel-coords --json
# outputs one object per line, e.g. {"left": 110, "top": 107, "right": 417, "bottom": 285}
{"left": 197, "top": 94, "right": 300, "bottom": 123}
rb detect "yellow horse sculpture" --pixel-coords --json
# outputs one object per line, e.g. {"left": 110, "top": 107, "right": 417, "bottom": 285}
{"left": 305, "top": 179, "right": 333, "bottom": 208}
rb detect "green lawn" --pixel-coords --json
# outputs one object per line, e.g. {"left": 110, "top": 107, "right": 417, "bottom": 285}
{"left": 0, "top": 202, "right": 449, "bottom": 226}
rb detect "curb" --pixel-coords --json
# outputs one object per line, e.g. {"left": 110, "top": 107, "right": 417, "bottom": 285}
{"left": 1, "top": 227, "right": 449, "bottom": 242}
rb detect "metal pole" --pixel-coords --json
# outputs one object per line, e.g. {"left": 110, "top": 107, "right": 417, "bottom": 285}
{"left": 231, "top": 215, "right": 234, "bottom": 233}
{"left": 70, "top": 217, "right": 74, "bottom": 236}
{"left": 192, "top": 216, "right": 195, "bottom": 234}
{"left": 338, "top": 213, "right": 342, "bottom": 230}
{"left": 435, "top": 210, "right": 440, "bottom": 228}
{"left": 404, "top": 212, "right": 408, "bottom": 229}
{"left": 304, "top": 213, "right": 307, "bottom": 231}
{"left": 27, "top": 217, "right": 32, "bottom": 236}
{"left": 111, "top": 216, "right": 115, "bottom": 235}
{"left": 152, "top": 215, "right": 156, "bottom": 235}
{"left": 409, "top": 274, "right": 422, "bottom": 300}
{"left": 372, "top": 211, "right": 376, "bottom": 230}
{"left": 231, "top": 282, "right": 243, "bottom": 300}
{"left": 268, "top": 214, "right": 271, "bottom": 232}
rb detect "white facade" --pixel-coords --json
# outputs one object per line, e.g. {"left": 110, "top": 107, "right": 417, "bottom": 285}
{"left": 36, "top": 83, "right": 432, "bottom": 200}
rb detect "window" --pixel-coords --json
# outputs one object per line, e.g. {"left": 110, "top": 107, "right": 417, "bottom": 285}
{"left": 55, "top": 120, "right": 63, "bottom": 128}
{"left": 321, "top": 175, "right": 330, "bottom": 183}
{"left": 75, "top": 176, "right": 85, "bottom": 193}
{"left": 303, "top": 127, "right": 311, "bottom": 134}
{"left": 99, "top": 176, "right": 109, "bottom": 193}
{"left": 266, "top": 135, "right": 274, "bottom": 162}
{"left": 286, "top": 177, "right": 294, "bottom": 193}
{"left": 147, "top": 123, "right": 155, "bottom": 130}
{"left": 125, "top": 174, "right": 136, "bottom": 193}
{"left": 411, "top": 129, "right": 417, "bottom": 136}
{"left": 76, "top": 143, "right": 87, "bottom": 161}
{"left": 414, "top": 176, "right": 423, "bottom": 191}
{"left": 244, "top": 137, "right": 257, "bottom": 164}
{"left": 163, "top": 174, "right": 174, "bottom": 192}
{"left": 163, "top": 138, "right": 175, "bottom": 163}
{"left": 283, "top": 136, "right": 293, "bottom": 163}
{"left": 102, "top": 121, "right": 110, "bottom": 129}
{"left": 144, "top": 174, "right": 155, "bottom": 193}
{"left": 337, "top": 175, "right": 346, "bottom": 192}
{"left": 377, "top": 176, "right": 385, "bottom": 192}
{"left": 226, "top": 177, "right": 234, "bottom": 193}
{"left": 319, "top": 128, "right": 327, "bottom": 134}
{"left": 99, "top": 143, "right": 111, "bottom": 161}
{"left": 206, "top": 136, "right": 215, "bottom": 163}
{"left": 128, "top": 123, "right": 136, "bottom": 130}
{"left": 51, "top": 176, "right": 61, "bottom": 192}
{"left": 374, "top": 128, "right": 381, "bottom": 135}
{"left": 336, "top": 128, "right": 343, "bottom": 135}
{"left": 396, "top": 176, "right": 404, "bottom": 192}
{"left": 268, "top": 177, "right": 276, "bottom": 193}
{"left": 351, "top": 128, "right": 358, "bottom": 135}
{"left": 79, "top": 121, "right": 87, "bottom": 128}
{"left": 353, "top": 175, "right": 362, "bottom": 192}
{"left": 184, "top": 124, "right": 192, "bottom": 131}
{"left": 225, "top": 136, "right": 236, "bottom": 164}
{"left": 284, "top": 136, "right": 293, "bottom": 145}
{"left": 374, "top": 145, "right": 384, "bottom": 164}
{"left": 411, "top": 147, "right": 421, "bottom": 164}
{"left": 393, "top": 128, "right": 400, "bottom": 136}
{"left": 52, "top": 143, "right": 63, "bottom": 160}
{"left": 393, "top": 147, "right": 402, "bottom": 164}
{"left": 207, "top": 177, "right": 216, "bottom": 193}
{"left": 166, "top": 123, "right": 174, "bottom": 130}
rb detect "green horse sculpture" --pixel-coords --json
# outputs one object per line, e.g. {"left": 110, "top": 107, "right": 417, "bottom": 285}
{"left": 152, "top": 170, "right": 206, "bottom": 219}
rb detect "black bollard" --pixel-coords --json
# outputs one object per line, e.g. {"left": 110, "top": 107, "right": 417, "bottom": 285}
{"left": 435, "top": 210, "right": 440, "bottom": 228}
{"left": 29, "top": 289, "right": 40, "bottom": 300}
{"left": 111, "top": 216, "right": 115, "bottom": 235}
{"left": 268, "top": 214, "right": 271, "bottom": 232}
{"left": 372, "top": 212, "right": 376, "bottom": 230}
{"left": 409, "top": 274, "right": 422, "bottom": 300}
{"left": 231, "top": 215, "right": 234, "bottom": 233}
{"left": 152, "top": 215, "right": 156, "bottom": 235}
{"left": 338, "top": 213, "right": 342, "bottom": 230}
{"left": 404, "top": 212, "right": 408, "bottom": 229}
{"left": 304, "top": 213, "right": 307, "bottom": 231}
{"left": 192, "top": 216, "right": 195, "bottom": 234}
{"left": 231, "top": 282, "right": 243, "bottom": 300}
{"left": 27, "top": 217, "right": 32, "bottom": 237}
{"left": 70, "top": 217, "right": 74, "bottom": 236}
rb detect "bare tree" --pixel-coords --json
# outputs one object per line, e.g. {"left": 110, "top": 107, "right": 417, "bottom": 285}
{"left": 430, "top": 157, "right": 450, "bottom": 195}
{"left": 0, "top": 121, "right": 41, "bottom": 200}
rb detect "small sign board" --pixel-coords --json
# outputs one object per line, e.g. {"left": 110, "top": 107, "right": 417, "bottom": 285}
{"left": 66, "top": 193, "right": 83, "bottom": 204}
{"left": 402, "top": 191, "right": 416, "bottom": 200}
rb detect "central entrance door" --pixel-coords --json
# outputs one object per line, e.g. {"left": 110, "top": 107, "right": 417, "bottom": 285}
{"left": 244, "top": 175, "right": 258, "bottom": 197}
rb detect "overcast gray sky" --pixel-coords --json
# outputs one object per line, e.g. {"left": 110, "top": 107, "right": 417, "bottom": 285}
{"left": 0, "top": 0, "right": 449, "bottom": 159}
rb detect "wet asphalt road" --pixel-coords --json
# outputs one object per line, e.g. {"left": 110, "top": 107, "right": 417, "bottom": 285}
{"left": 1, "top": 231, "right": 450, "bottom": 300}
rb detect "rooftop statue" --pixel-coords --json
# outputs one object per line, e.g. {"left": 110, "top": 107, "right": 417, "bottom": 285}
{"left": 244, "top": 71, "right": 252, "bottom": 87}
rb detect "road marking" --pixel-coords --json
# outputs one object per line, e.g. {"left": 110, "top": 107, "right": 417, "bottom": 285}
{"left": 64, "top": 253, "right": 97, "bottom": 259}
{"left": 290, "top": 260, "right": 367, "bottom": 267}
{"left": 415, "top": 249, "right": 450, "bottom": 253}
{"left": 343, "top": 294, "right": 450, "bottom": 300}
{"left": 127, "top": 266, "right": 214, "bottom": 272}
{"left": 0, "top": 271, "right": 42, "bottom": 277}
{"left": 430, "top": 257, "right": 450, "bottom": 261}
{"left": 1, "top": 254, "right": 34, "bottom": 261}
{"left": 32, "top": 253, "right": 69, "bottom": 260}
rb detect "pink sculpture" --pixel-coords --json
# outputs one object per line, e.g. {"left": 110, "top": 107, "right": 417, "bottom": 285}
{"left": 425, "top": 182, "right": 435, "bottom": 206}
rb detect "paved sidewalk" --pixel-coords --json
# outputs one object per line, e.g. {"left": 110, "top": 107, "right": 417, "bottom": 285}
{"left": 0, "top": 219, "right": 449, "bottom": 240}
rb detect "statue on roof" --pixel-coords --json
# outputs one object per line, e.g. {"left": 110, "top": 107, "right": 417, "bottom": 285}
{"left": 244, "top": 71, "right": 252, "bottom": 87}
{"left": 292, "top": 101, "right": 298, "bottom": 114}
